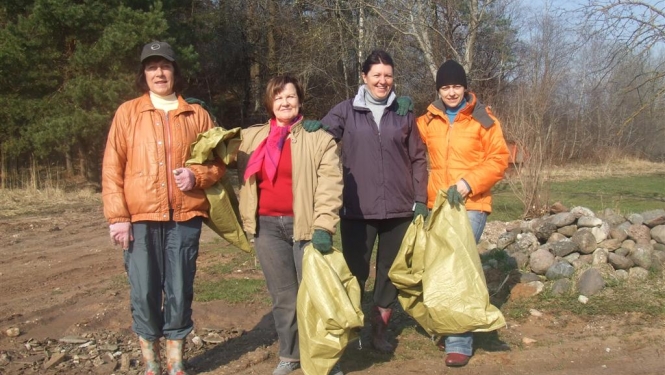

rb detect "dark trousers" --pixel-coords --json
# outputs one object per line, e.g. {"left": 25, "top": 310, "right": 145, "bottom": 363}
{"left": 340, "top": 217, "right": 411, "bottom": 308}
{"left": 123, "top": 217, "right": 202, "bottom": 341}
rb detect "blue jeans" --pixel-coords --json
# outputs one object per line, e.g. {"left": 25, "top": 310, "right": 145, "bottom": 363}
{"left": 445, "top": 210, "right": 488, "bottom": 356}
{"left": 254, "top": 216, "right": 308, "bottom": 362}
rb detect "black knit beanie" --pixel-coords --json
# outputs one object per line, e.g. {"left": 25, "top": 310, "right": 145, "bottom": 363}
{"left": 436, "top": 60, "right": 467, "bottom": 89}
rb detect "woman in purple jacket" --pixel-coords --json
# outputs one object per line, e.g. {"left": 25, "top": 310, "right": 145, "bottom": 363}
{"left": 305, "top": 49, "right": 428, "bottom": 352}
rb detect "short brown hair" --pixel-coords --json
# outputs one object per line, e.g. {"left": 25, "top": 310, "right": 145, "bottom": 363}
{"left": 263, "top": 75, "right": 304, "bottom": 118}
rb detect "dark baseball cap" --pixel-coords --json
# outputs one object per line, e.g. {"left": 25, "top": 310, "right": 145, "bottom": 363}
{"left": 140, "top": 41, "right": 176, "bottom": 63}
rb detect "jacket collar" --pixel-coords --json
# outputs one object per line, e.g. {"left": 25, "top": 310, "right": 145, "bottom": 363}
{"left": 137, "top": 92, "right": 195, "bottom": 116}
{"left": 352, "top": 85, "right": 397, "bottom": 111}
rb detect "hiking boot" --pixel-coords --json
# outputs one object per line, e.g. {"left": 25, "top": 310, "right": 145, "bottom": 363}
{"left": 272, "top": 360, "right": 300, "bottom": 375}
{"left": 329, "top": 362, "right": 344, "bottom": 375}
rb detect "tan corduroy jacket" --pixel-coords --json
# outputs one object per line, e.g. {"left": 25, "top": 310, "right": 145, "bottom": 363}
{"left": 237, "top": 120, "right": 342, "bottom": 240}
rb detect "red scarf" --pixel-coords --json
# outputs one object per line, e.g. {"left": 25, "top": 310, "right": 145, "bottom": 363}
{"left": 244, "top": 115, "right": 301, "bottom": 184}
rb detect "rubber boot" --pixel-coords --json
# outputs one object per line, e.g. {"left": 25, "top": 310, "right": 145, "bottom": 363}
{"left": 370, "top": 306, "right": 394, "bottom": 353}
{"left": 166, "top": 339, "right": 188, "bottom": 375}
{"left": 138, "top": 336, "right": 161, "bottom": 375}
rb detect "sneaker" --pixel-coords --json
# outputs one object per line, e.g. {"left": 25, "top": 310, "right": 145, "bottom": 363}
{"left": 273, "top": 361, "right": 301, "bottom": 375}
{"left": 329, "top": 362, "right": 344, "bottom": 375}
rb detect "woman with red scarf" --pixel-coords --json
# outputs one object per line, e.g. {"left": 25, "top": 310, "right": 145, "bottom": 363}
{"left": 237, "top": 75, "right": 343, "bottom": 375}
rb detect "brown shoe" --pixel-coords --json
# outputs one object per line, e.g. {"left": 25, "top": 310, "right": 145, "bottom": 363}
{"left": 445, "top": 353, "right": 470, "bottom": 367}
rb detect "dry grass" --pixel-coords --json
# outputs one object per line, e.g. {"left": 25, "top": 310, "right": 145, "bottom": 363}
{"left": 0, "top": 186, "right": 100, "bottom": 218}
{"left": 547, "top": 157, "right": 665, "bottom": 181}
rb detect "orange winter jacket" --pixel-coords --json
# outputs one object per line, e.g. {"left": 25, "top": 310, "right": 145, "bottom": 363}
{"left": 102, "top": 93, "right": 225, "bottom": 224}
{"left": 416, "top": 93, "right": 509, "bottom": 213}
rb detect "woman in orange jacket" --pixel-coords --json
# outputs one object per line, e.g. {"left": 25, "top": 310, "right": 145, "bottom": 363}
{"left": 415, "top": 60, "right": 509, "bottom": 367}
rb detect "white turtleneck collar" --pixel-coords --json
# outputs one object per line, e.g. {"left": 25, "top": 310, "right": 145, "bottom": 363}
{"left": 149, "top": 91, "right": 179, "bottom": 112}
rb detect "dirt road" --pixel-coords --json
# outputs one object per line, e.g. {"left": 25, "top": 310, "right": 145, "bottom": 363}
{"left": 0, "top": 200, "right": 663, "bottom": 374}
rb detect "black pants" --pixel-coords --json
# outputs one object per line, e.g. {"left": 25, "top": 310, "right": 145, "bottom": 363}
{"left": 340, "top": 217, "right": 411, "bottom": 308}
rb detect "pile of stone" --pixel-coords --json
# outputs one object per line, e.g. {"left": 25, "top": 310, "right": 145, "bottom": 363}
{"left": 483, "top": 206, "right": 665, "bottom": 298}
{"left": 0, "top": 328, "right": 247, "bottom": 374}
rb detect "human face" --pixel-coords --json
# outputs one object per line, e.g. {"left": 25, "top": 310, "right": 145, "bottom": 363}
{"left": 438, "top": 85, "right": 466, "bottom": 108}
{"left": 272, "top": 83, "right": 301, "bottom": 126}
{"left": 144, "top": 59, "right": 175, "bottom": 96}
{"left": 362, "top": 63, "right": 394, "bottom": 101}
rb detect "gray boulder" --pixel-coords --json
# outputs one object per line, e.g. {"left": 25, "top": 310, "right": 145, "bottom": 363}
{"left": 642, "top": 209, "right": 665, "bottom": 227}
{"left": 615, "top": 269, "right": 629, "bottom": 281}
{"left": 496, "top": 231, "right": 518, "bottom": 250}
{"left": 557, "top": 225, "right": 578, "bottom": 237}
{"left": 564, "top": 252, "right": 580, "bottom": 263}
{"left": 545, "top": 261, "right": 575, "bottom": 280}
{"left": 630, "top": 243, "right": 654, "bottom": 270}
{"left": 650, "top": 225, "right": 665, "bottom": 245}
{"left": 609, "top": 228, "right": 628, "bottom": 242}
{"left": 547, "top": 232, "right": 568, "bottom": 243}
{"left": 549, "top": 240, "right": 579, "bottom": 257}
{"left": 572, "top": 229, "right": 597, "bottom": 254}
{"left": 571, "top": 206, "right": 595, "bottom": 218}
{"left": 608, "top": 252, "right": 634, "bottom": 270}
{"left": 621, "top": 239, "right": 636, "bottom": 251}
{"left": 627, "top": 213, "right": 644, "bottom": 225}
{"left": 592, "top": 248, "right": 609, "bottom": 265}
{"left": 577, "top": 268, "right": 605, "bottom": 296}
{"left": 534, "top": 221, "right": 558, "bottom": 243}
{"left": 615, "top": 247, "right": 630, "bottom": 257}
{"left": 551, "top": 279, "right": 572, "bottom": 296}
{"left": 520, "top": 272, "right": 540, "bottom": 283}
{"left": 529, "top": 248, "right": 555, "bottom": 275}
{"left": 591, "top": 222, "right": 610, "bottom": 243}
{"left": 578, "top": 216, "right": 603, "bottom": 227}
{"left": 549, "top": 212, "right": 576, "bottom": 228}
{"left": 599, "top": 238, "right": 621, "bottom": 251}
{"left": 516, "top": 232, "right": 540, "bottom": 254}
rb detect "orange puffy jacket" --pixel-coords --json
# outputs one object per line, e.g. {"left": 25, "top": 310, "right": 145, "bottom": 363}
{"left": 416, "top": 92, "right": 509, "bottom": 213}
{"left": 102, "top": 93, "right": 225, "bottom": 224}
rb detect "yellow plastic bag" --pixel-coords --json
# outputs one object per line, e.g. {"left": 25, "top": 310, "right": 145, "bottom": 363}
{"left": 390, "top": 190, "right": 505, "bottom": 335}
{"left": 297, "top": 244, "right": 364, "bottom": 375}
{"left": 186, "top": 127, "right": 251, "bottom": 253}
{"left": 387, "top": 215, "right": 436, "bottom": 335}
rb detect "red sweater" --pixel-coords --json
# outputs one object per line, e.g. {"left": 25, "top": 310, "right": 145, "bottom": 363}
{"left": 257, "top": 141, "right": 294, "bottom": 216}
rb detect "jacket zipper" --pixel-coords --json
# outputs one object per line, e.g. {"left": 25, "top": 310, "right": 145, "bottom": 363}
{"left": 164, "top": 111, "right": 174, "bottom": 209}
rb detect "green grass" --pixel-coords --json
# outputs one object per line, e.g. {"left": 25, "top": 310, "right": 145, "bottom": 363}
{"left": 196, "top": 278, "right": 267, "bottom": 303}
{"left": 492, "top": 174, "right": 665, "bottom": 221}
{"left": 195, "top": 241, "right": 269, "bottom": 304}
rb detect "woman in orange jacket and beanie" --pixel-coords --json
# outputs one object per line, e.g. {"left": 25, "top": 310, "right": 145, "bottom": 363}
{"left": 416, "top": 60, "right": 509, "bottom": 367}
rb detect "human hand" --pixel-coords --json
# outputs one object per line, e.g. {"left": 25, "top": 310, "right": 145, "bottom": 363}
{"left": 302, "top": 120, "right": 326, "bottom": 133}
{"left": 109, "top": 222, "right": 133, "bottom": 249}
{"left": 173, "top": 168, "right": 196, "bottom": 191}
{"left": 395, "top": 96, "right": 414, "bottom": 116}
{"left": 446, "top": 185, "right": 464, "bottom": 209}
{"left": 311, "top": 229, "right": 333, "bottom": 253}
{"left": 413, "top": 202, "right": 429, "bottom": 223}
{"left": 455, "top": 179, "right": 471, "bottom": 198}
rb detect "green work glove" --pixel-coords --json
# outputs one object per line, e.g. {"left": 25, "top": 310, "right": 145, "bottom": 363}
{"left": 302, "top": 120, "right": 327, "bottom": 132}
{"left": 395, "top": 96, "right": 414, "bottom": 116}
{"left": 413, "top": 202, "right": 429, "bottom": 223}
{"left": 446, "top": 185, "right": 464, "bottom": 209}
{"left": 311, "top": 229, "right": 333, "bottom": 253}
